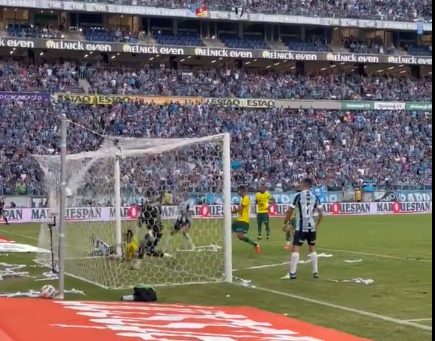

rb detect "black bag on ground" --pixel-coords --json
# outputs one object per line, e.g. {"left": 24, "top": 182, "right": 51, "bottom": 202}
{"left": 133, "top": 285, "right": 157, "bottom": 302}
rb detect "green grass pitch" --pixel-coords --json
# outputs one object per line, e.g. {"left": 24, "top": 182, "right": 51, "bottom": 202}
{"left": 0, "top": 214, "right": 432, "bottom": 341}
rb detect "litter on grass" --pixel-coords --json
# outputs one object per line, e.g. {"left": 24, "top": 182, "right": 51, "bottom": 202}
{"left": 328, "top": 278, "right": 374, "bottom": 285}
{"left": 344, "top": 259, "right": 363, "bottom": 263}
{"left": 0, "top": 289, "right": 86, "bottom": 298}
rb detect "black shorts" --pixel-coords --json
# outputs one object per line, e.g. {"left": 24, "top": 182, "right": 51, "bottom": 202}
{"left": 293, "top": 230, "right": 317, "bottom": 247}
{"left": 141, "top": 230, "right": 163, "bottom": 255}
{"left": 173, "top": 217, "right": 191, "bottom": 232}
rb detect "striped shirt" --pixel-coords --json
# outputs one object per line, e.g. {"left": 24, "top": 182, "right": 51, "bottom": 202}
{"left": 290, "top": 190, "right": 321, "bottom": 232}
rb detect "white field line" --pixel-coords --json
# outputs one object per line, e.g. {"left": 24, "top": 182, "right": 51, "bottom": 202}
{"left": 270, "top": 241, "right": 432, "bottom": 263}
{"left": 319, "top": 247, "right": 432, "bottom": 263}
{"left": 406, "top": 318, "right": 432, "bottom": 322}
{"left": 0, "top": 229, "right": 38, "bottom": 242}
{"left": 233, "top": 262, "right": 290, "bottom": 272}
{"left": 246, "top": 285, "right": 432, "bottom": 332}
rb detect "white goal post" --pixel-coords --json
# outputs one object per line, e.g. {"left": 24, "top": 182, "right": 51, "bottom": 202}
{"left": 32, "top": 115, "right": 232, "bottom": 294}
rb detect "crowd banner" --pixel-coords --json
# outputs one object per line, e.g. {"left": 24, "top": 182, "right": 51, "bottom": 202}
{"left": 0, "top": 0, "right": 431, "bottom": 32}
{"left": 52, "top": 93, "right": 203, "bottom": 105}
{"left": 0, "top": 91, "right": 51, "bottom": 102}
{"left": 0, "top": 201, "right": 431, "bottom": 224}
{"left": 341, "top": 101, "right": 432, "bottom": 111}
{"left": 48, "top": 94, "right": 433, "bottom": 111}
{"left": 0, "top": 36, "right": 431, "bottom": 65}
{"left": 204, "top": 98, "right": 276, "bottom": 108}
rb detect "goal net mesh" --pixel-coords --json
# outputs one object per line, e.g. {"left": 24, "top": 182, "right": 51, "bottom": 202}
{"left": 32, "top": 135, "right": 227, "bottom": 289}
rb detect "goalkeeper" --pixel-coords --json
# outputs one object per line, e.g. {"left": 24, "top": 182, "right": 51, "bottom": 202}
{"left": 136, "top": 193, "right": 172, "bottom": 260}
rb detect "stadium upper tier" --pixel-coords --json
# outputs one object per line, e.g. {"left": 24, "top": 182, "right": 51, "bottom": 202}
{"left": 3, "top": 24, "right": 431, "bottom": 57}
{"left": 15, "top": 0, "right": 431, "bottom": 21}
{"left": 0, "top": 100, "right": 431, "bottom": 196}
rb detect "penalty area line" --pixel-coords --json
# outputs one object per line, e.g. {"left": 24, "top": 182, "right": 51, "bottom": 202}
{"left": 405, "top": 318, "right": 432, "bottom": 322}
{"left": 270, "top": 241, "right": 432, "bottom": 263}
{"left": 246, "top": 285, "right": 432, "bottom": 332}
{"left": 319, "top": 247, "right": 432, "bottom": 263}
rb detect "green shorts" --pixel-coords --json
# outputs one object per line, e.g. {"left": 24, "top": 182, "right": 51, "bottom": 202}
{"left": 257, "top": 212, "right": 269, "bottom": 225}
{"left": 232, "top": 221, "right": 250, "bottom": 234}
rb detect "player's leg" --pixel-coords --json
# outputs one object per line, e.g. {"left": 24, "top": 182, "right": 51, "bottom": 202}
{"left": 163, "top": 220, "right": 179, "bottom": 251}
{"left": 256, "top": 213, "right": 263, "bottom": 240}
{"left": 124, "top": 242, "right": 137, "bottom": 262}
{"left": 307, "top": 231, "right": 318, "bottom": 278}
{"left": 289, "top": 230, "right": 305, "bottom": 279}
{"left": 285, "top": 219, "right": 295, "bottom": 249}
{"left": 181, "top": 223, "right": 195, "bottom": 249}
{"left": 0, "top": 212, "right": 8, "bottom": 225}
{"left": 232, "top": 221, "right": 260, "bottom": 252}
{"left": 263, "top": 213, "right": 271, "bottom": 240}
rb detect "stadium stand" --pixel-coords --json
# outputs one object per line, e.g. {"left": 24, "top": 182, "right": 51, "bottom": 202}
{"left": 0, "top": 100, "right": 432, "bottom": 196}
{"left": 0, "top": 0, "right": 432, "bottom": 198}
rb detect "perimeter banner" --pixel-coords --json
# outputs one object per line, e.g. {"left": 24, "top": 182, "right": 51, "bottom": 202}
{"left": 0, "top": 37, "right": 432, "bottom": 65}
{"left": 0, "top": 91, "right": 51, "bottom": 102}
{"left": 52, "top": 94, "right": 203, "bottom": 105}
{"left": 204, "top": 98, "right": 276, "bottom": 108}
{"left": 0, "top": 201, "right": 431, "bottom": 224}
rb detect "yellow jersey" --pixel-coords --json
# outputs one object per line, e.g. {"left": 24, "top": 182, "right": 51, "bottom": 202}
{"left": 237, "top": 195, "right": 250, "bottom": 223}
{"left": 255, "top": 191, "right": 272, "bottom": 213}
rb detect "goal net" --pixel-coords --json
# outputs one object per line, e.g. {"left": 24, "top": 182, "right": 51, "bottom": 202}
{"left": 32, "top": 134, "right": 232, "bottom": 289}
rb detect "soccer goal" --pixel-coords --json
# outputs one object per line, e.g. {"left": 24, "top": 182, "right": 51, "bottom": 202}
{"left": 32, "top": 115, "right": 232, "bottom": 293}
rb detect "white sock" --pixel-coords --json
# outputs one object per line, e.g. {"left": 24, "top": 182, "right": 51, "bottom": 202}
{"left": 290, "top": 252, "right": 300, "bottom": 274}
{"left": 163, "top": 234, "right": 172, "bottom": 251}
{"left": 310, "top": 252, "right": 318, "bottom": 274}
{"left": 183, "top": 233, "right": 195, "bottom": 249}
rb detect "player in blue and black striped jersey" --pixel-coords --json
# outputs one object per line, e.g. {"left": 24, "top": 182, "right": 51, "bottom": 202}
{"left": 163, "top": 202, "right": 195, "bottom": 251}
{"left": 283, "top": 178, "right": 323, "bottom": 279}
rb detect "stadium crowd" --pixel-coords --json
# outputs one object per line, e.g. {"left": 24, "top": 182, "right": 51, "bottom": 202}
{"left": 87, "top": 66, "right": 433, "bottom": 101}
{"left": 70, "top": 0, "right": 433, "bottom": 21}
{"left": 0, "top": 61, "right": 85, "bottom": 93}
{"left": 0, "top": 97, "right": 432, "bottom": 197}
{"left": 1, "top": 62, "right": 431, "bottom": 101}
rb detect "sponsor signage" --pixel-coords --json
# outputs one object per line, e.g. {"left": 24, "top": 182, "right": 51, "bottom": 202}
{"left": 0, "top": 91, "right": 51, "bottom": 102}
{"left": 0, "top": 201, "right": 431, "bottom": 224}
{"left": 0, "top": 0, "right": 431, "bottom": 32}
{"left": 204, "top": 98, "right": 276, "bottom": 108}
{"left": 376, "top": 202, "right": 432, "bottom": 214}
{"left": 0, "top": 37, "right": 432, "bottom": 66}
{"left": 373, "top": 102, "right": 406, "bottom": 110}
{"left": 341, "top": 101, "right": 432, "bottom": 111}
{"left": 52, "top": 93, "right": 202, "bottom": 105}
{"left": 5, "top": 92, "right": 429, "bottom": 112}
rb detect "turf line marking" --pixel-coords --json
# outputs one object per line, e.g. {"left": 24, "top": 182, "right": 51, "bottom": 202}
{"left": 233, "top": 262, "right": 290, "bottom": 271}
{"left": 406, "top": 318, "right": 432, "bottom": 322}
{"left": 247, "top": 285, "right": 432, "bottom": 331}
{"left": 319, "top": 247, "right": 432, "bottom": 263}
{"left": 270, "top": 241, "right": 432, "bottom": 263}
{"left": 0, "top": 229, "right": 38, "bottom": 242}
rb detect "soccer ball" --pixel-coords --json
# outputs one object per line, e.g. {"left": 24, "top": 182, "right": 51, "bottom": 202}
{"left": 39, "top": 285, "right": 57, "bottom": 299}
